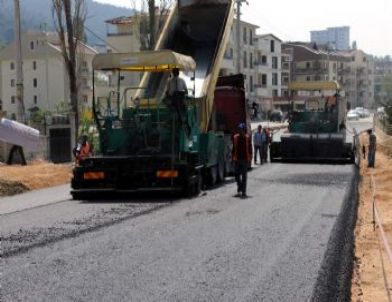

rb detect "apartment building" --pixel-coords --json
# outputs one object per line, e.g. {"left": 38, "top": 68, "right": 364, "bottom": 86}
{"left": 221, "top": 20, "right": 259, "bottom": 101}
{"left": 105, "top": 16, "right": 148, "bottom": 88}
{"left": 310, "top": 26, "right": 350, "bottom": 51}
{"left": 337, "top": 49, "right": 375, "bottom": 108}
{"left": 221, "top": 21, "right": 287, "bottom": 115}
{"left": 374, "top": 57, "right": 392, "bottom": 105}
{"left": 281, "top": 43, "right": 375, "bottom": 109}
{"left": 0, "top": 30, "right": 97, "bottom": 120}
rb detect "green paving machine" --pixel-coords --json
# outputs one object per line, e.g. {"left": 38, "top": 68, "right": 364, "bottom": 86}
{"left": 71, "top": 0, "right": 237, "bottom": 199}
{"left": 269, "top": 81, "right": 355, "bottom": 163}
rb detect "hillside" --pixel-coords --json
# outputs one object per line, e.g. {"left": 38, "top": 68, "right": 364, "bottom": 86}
{"left": 0, "top": 0, "right": 133, "bottom": 47}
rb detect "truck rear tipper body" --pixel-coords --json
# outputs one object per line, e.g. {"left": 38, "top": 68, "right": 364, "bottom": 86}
{"left": 71, "top": 1, "right": 250, "bottom": 199}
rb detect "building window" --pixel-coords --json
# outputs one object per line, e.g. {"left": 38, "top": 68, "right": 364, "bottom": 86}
{"left": 250, "top": 76, "right": 253, "bottom": 92}
{"left": 261, "top": 55, "right": 267, "bottom": 65}
{"left": 272, "top": 73, "right": 278, "bottom": 85}
{"left": 243, "top": 27, "right": 247, "bottom": 44}
{"left": 11, "top": 113, "right": 16, "bottom": 120}
{"left": 33, "top": 61, "right": 37, "bottom": 70}
{"left": 33, "top": 78, "right": 37, "bottom": 87}
{"left": 270, "top": 40, "right": 275, "bottom": 52}
{"left": 11, "top": 96, "right": 15, "bottom": 104}
{"left": 11, "top": 79, "right": 15, "bottom": 87}
{"left": 10, "top": 62, "right": 15, "bottom": 70}
{"left": 306, "top": 62, "right": 311, "bottom": 68}
{"left": 261, "top": 74, "right": 267, "bottom": 86}
{"left": 30, "top": 41, "right": 35, "bottom": 50}
{"left": 272, "top": 89, "right": 278, "bottom": 97}
{"left": 306, "top": 76, "right": 311, "bottom": 81}
{"left": 0, "top": 99, "right": 2, "bottom": 110}
{"left": 282, "top": 76, "right": 289, "bottom": 84}
{"left": 250, "top": 53, "right": 253, "bottom": 69}
{"left": 83, "top": 95, "right": 88, "bottom": 104}
{"left": 272, "top": 57, "right": 278, "bottom": 69}
{"left": 33, "top": 95, "right": 37, "bottom": 104}
{"left": 243, "top": 51, "right": 247, "bottom": 68}
{"left": 249, "top": 29, "right": 253, "bottom": 45}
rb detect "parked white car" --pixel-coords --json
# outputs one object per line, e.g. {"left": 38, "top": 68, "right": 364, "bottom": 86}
{"left": 362, "top": 108, "right": 370, "bottom": 117}
{"left": 347, "top": 110, "right": 359, "bottom": 121}
{"left": 354, "top": 107, "right": 365, "bottom": 118}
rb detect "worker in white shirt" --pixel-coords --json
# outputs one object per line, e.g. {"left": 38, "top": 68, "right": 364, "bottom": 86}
{"left": 166, "top": 68, "right": 188, "bottom": 98}
{"left": 166, "top": 68, "right": 190, "bottom": 136}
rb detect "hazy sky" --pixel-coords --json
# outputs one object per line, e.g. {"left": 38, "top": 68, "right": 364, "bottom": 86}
{"left": 95, "top": 0, "right": 392, "bottom": 56}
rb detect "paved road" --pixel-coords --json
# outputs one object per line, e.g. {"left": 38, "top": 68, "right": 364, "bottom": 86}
{"left": 2, "top": 164, "right": 355, "bottom": 302}
{"left": 0, "top": 119, "right": 371, "bottom": 302}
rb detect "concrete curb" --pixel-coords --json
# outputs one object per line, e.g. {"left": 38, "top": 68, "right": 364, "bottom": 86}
{"left": 310, "top": 166, "right": 359, "bottom": 302}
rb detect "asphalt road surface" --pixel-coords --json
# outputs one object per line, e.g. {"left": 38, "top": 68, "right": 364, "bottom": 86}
{"left": 0, "top": 119, "right": 371, "bottom": 302}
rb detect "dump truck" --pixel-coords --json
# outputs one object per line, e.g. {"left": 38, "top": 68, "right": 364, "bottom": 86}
{"left": 71, "top": 0, "right": 245, "bottom": 199}
{"left": 269, "top": 81, "right": 355, "bottom": 163}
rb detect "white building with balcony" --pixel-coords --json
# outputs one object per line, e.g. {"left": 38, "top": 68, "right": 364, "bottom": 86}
{"left": 220, "top": 21, "right": 287, "bottom": 115}
{"left": 0, "top": 30, "right": 97, "bottom": 120}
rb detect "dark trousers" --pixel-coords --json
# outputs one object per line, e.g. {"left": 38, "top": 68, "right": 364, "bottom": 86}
{"left": 235, "top": 159, "right": 248, "bottom": 194}
{"left": 254, "top": 145, "right": 262, "bottom": 163}
{"left": 368, "top": 148, "right": 375, "bottom": 167}
{"left": 262, "top": 144, "right": 268, "bottom": 162}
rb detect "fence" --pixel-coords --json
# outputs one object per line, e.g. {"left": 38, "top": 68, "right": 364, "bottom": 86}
{"left": 374, "top": 116, "right": 392, "bottom": 156}
{"left": 370, "top": 174, "right": 392, "bottom": 301}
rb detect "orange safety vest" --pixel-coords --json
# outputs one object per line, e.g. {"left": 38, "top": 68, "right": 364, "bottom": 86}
{"left": 76, "top": 143, "right": 91, "bottom": 164}
{"left": 232, "top": 133, "right": 252, "bottom": 162}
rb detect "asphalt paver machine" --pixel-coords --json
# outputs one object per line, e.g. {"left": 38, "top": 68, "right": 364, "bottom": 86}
{"left": 269, "top": 81, "right": 355, "bottom": 163}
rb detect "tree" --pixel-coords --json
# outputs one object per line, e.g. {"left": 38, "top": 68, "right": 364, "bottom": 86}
{"left": 52, "top": 0, "right": 86, "bottom": 144}
{"left": 131, "top": 0, "right": 173, "bottom": 50}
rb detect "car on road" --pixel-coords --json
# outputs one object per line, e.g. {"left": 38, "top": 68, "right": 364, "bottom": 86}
{"left": 347, "top": 109, "right": 359, "bottom": 121}
{"left": 354, "top": 107, "right": 370, "bottom": 118}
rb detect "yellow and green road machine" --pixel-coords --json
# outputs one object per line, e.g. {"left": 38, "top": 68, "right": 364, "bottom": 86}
{"left": 269, "top": 81, "right": 355, "bottom": 163}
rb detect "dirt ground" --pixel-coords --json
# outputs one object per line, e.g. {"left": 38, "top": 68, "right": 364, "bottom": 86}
{"left": 0, "top": 160, "right": 72, "bottom": 197}
{"left": 351, "top": 134, "right": 392, "bottom": 302}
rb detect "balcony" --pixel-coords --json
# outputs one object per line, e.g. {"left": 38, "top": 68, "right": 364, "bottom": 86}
{"left": 293, "top": 68, "right": 328, "bottom": 75}
{"left": 107, "top": 31, "right": 133, "bottom": 37}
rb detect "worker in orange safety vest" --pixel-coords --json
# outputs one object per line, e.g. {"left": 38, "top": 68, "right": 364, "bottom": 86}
{"left": 232, "top": 123, "right": 252, "bottom": 198}
{"left": 73, "top": 135, "right": 92, "bottom": 165}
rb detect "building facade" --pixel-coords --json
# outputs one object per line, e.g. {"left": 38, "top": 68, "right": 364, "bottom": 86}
{"left": 281, "top": 43, "right": 375, "bottom": 109}
{"left": 374, "top": 57, "right": 392, "bottom": 106}
{"left": 0, "top": 30, "right": 97, "bottom": 120}
{"left": 221, "top": 21, "right": 287, "bottom": 116}
{"left": 337, "top": 49, "right": 375, "bottom": 108}
{"left": 310, "top": 26, "right": 350, "bottom": 51}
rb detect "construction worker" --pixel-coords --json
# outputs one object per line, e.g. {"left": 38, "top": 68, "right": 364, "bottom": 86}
{"left": 232, "top": 123, "right": 252, "bottom": 198}
{"left": 166, "top": 68, "right": 190, "bottom": 136}
{"left": 166, "top": 68, "right": 188, "bottom": 100}
{"left": 253, "top": 125, "right": 263, "bottom": 164}
{"left": 367, "top": 129, "right": 376, "bottom": 168}
{"left": 73, "top": 135, "right": 92, "bottom": 165}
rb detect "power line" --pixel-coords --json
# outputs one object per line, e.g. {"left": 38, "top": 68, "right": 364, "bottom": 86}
{"left": 83, "top": 25, "right": 121, "bottom": 52}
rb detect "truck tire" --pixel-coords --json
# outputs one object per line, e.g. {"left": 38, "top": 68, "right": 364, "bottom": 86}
{"left": 206, "top": 166, "right": 217, "bottom": 187}
{"left": 184, "top": 172, "right": 202, "bottom": 197}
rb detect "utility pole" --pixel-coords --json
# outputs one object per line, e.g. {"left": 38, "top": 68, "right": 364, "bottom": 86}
{"left": 235, "top": 0, "right": 247, "bottom": 74}
{"left": 13, "top": 0, "right": 25, "bottom": 123}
